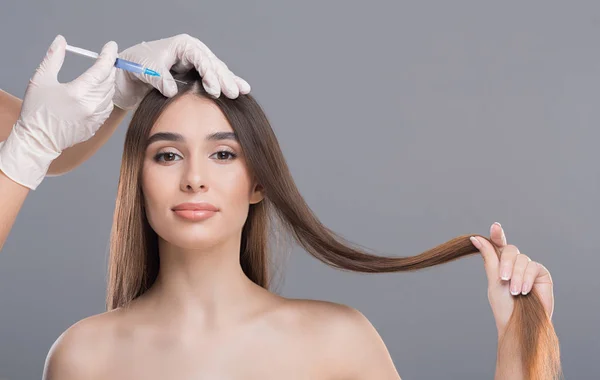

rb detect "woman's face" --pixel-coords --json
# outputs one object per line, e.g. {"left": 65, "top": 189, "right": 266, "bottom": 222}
{"left": 141, "top": 94, "right": 263, "bottom": 250}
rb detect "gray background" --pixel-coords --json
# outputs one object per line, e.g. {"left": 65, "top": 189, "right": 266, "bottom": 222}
{"left": 0, "top": 1, "right": 598, "bottom": 379}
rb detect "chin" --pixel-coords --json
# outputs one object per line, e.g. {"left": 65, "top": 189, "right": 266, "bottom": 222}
{"left": 159, "top": 227, "right": 225, "bottom": 250}
{"left": 148, "top": 213, "right": 245, "bottom": 250}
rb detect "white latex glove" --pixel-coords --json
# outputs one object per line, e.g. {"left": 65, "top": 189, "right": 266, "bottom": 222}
{"left": 0, "top": 35, "right": 118, "bottom": 190}
{"left": 113, "top": 33, "right": 251, "bottom": 110}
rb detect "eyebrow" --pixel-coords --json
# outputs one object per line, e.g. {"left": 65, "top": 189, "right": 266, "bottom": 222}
{"left": 146, "top": 131, "right": 238, "bottom": 147}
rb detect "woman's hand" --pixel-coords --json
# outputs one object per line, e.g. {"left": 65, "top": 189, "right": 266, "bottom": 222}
{"left": 113, "top": 34, "right": 251, "bottom": 110}
{"left": 470, "top": 223, "right": 554, "bottom": 337}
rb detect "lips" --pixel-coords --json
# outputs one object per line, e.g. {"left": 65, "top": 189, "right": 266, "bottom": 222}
{"left": 172, "top": 202, "right": 218, "bottom": 212}
{"left": 172, "top": 202, "right": 219, "bottom": 222}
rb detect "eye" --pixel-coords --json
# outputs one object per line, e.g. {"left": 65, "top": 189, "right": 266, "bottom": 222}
{"left": 153, "top": 151, "right": 182, "bottom": 163}
{"left": 210, "top": 150, "right": 238, "bottom": 161}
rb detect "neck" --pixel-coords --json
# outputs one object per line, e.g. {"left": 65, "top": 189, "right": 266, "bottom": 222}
{"left": 143, "top": 233, "right": 265, "bottom": 326}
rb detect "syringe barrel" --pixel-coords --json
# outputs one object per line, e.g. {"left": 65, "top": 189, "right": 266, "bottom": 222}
{"left": 114, "top": 58, "right": 144, "bottom": 74}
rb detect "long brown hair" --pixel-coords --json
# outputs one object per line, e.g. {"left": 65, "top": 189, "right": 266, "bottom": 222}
{"left": 107, "top": 70, "right": 561, "bottom": 379}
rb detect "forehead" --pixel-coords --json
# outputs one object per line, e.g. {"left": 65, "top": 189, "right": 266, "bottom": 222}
{"left": 150, "top": 94, "right": 233, "bottom": 135}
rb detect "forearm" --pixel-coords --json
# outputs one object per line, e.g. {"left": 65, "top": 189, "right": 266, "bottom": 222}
{"left": 494, "top": 330, "right": 525, "bottom": 380}
{"left": 0, "top": 169, "right": 29, "bottom": 252}
{"left": 0, "top": 89, "right": 21, "bottom": 141}
{"left": 0, "top": 89, "right": 128, "bottom": 175}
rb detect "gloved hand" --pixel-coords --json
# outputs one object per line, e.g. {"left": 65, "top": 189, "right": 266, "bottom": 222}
{"left": 113, "top": 34, "right": 251, "bottom": 110}
{"left": 0, "top": 35, "right": 118, "bottom": 190}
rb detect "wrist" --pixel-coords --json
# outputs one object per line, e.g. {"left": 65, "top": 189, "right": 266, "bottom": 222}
{"left": 495, "top": 328, "right": 524, "bottom": 380}
{"left": 497, "top": 327, "right": 507, "bottom": 342}
{"left": 0, "top": 122, "right": 59, "bottom": 190}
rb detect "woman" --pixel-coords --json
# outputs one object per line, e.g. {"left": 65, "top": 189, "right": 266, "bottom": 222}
{"left": 2, "top": 40, "right": 560, "bottom": 378}
{"left": 41, "top": 70, "right": 560, "bottom": 380}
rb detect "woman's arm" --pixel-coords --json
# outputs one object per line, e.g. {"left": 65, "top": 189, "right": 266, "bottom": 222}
{"left": 0, "top": 169, "right": 29, "bottom": 251}
{"left": 0, "top": 93, "right": 25, "bottom": 249}
{"left": 0, "top": 89, "right": 128, "bottom": 176}
{"left": 471, "top": 224, "right": 558, "bottom": 380}
{"left": 495, "top": 330, "right": 524, "bottom": 379}
{"left": 0, "top": 89, "right": 21, "bottom": 141}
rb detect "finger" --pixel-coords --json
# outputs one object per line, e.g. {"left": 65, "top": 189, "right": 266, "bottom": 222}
{"left": 91, "top": 82, "right": 116, "bottom": 119}
{"left": 191, "top": 40, "right": 217, "bottom": 77}
{"left": 76, "top": 41, "right": 118, "bottom": 86}
{"left": 189, "top": 36, "right": 218, "bottom": 61}
{"left": 103, "top": 87, "right": 116, "bottom": 113}
{"left": 215, "top": 65, "right": 239, "bottom": 98}
{"left": 93, "top": 65, "right": 117, "bottom": 93}
{"left": 234, "top": 75, "right": 251, "bottom": 94}
{"left": 171, "top": 61, "right": 193, "bottom": 74}
{"left": 145, "top": 69, "right": 178, "bottom": 98}
{"left": 499, "top": 244, "right": 520, "bottom": 281}
{"left": 32, "top": 35, "right": 67, "bottom": 84}
{"left": 178, "top": 46, "right": 220, "bottom": 97}
{"left": 161, "top": 75, "right": 179, "bottom": 98}
{"left": 490, "top": 222, "right": 507, "bottom": 248}
{"left": 521, "top": 259, "right": 539, "bottom": 295}
{"left": 159, "top": 45, "right": 186, "bottom": 73}
{"left": 509, "top": 254, "right": 531, "bottom": 295}
{"left": 92, "top": 100, "right": 115, "bottom": 132}
{"left": 535, "top": 263, "right": 553, "bottom": 285}
{"left": 94, "top": 70, "right": 117, "bottom": 112}
{"left": 177, "top": 40, "right": 214, "bottom": 77}
{"left": 202, "top": 70, "right": 222, "bottom": 97}
{"left": 186, "top": 39, "right": 229, "bottom": 96}
{"left": 470, "top": 236, "right": 500, "bottom": 284}
{"left": 179, "top": 35, "right": 237, "bottom": 97}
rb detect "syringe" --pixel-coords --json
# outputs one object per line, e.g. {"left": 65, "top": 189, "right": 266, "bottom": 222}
{"left": 65, "top": 44, "right": 187, "bottom": 84}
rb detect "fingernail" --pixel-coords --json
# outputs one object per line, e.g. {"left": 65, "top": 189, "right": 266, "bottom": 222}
{"left": 167, "top": 81, "right": 178, "bottom": 96}
{"left": 469, "top": 236, "right": 481, "bottom": 249}
{"left": 51, "top": 35, "right": 60, "bottom": 49}
{"left": 491, "top": 222, "right": 501, "bottom": 234}
{"left": 521, "top": 283, "right": 530, "bottom": 295}
{"left": 510, "top": 284, "right": 520, "bottom": 295}
{"left": 48, "top": 35, "right": 62, "bottom": 54}
{"left": 99, "top": 41, "right": 116, "bottom": 58}
{"left": 501, "top": 267, "right": 511, "bottom": 280}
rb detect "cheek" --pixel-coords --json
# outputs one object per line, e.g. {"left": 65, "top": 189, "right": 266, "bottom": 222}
{"left": 141, "top": 165, "right": 175, "bottom": 223}
{"left": 219, "top": 169, "right": 253, "bottom": 203}
{"left": 214, "top": 169, "right": 254, "bottom": 222}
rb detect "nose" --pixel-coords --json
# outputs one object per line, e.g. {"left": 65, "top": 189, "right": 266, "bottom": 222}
{"left": 180, "top": 160, "right": 208, "bottom": 193}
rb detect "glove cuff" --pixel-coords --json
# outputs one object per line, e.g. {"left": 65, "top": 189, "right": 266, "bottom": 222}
{"left": 0, "top": 121, "right": 60, "bottom": 190}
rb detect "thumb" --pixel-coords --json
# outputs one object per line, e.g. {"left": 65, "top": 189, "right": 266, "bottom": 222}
{"left": 470, "top": 235, "right": 500, "bottom": 285}
{"left": 75, "top": 41, "right": 118, "bottom": 86}
{"left": 32, "top": 35, "right": 67, "bottom": 84}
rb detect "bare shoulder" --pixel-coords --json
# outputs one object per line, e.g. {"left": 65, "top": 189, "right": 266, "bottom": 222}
{"left": 280, "top": 298, "right": 372, "bottom": 334}
{"left": 281, "top": 299, "right": 401, "bottom": 379}
{"left": 42, "top": 311, "right": 120, "bottom": 380}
